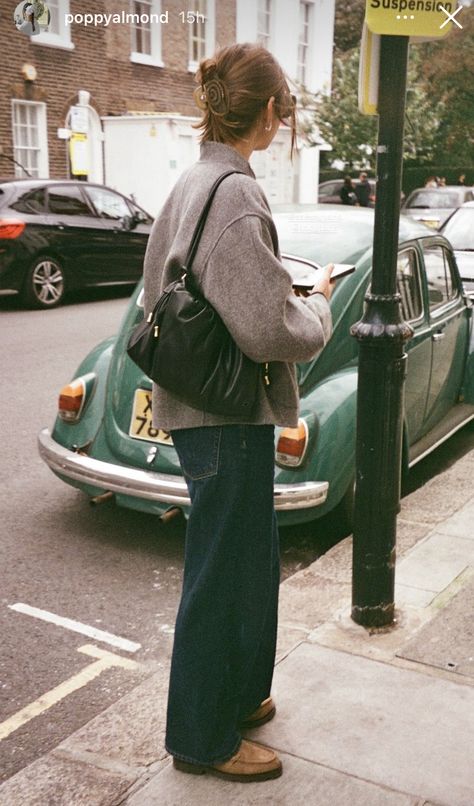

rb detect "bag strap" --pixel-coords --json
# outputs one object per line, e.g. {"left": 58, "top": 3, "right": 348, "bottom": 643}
{"left": 183, "top": 169, "right": 244, "bottom": 274}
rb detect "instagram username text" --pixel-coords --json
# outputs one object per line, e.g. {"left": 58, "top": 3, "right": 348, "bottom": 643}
{"left": 65, "top": 11, "right": 205, "bottom": 27}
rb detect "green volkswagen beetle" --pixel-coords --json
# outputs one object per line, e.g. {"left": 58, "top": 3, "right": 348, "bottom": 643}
{"left": 38, "top": 206, "right": 474, "bottom": 527}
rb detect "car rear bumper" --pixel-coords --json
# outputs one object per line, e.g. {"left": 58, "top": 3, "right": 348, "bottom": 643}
{"left": 38, "top": 428, "right": 329, "bottom": 511}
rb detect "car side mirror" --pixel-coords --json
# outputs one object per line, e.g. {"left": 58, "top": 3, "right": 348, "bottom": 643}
{"left": 121, "top": 214, "right": 137, "bottom": 231}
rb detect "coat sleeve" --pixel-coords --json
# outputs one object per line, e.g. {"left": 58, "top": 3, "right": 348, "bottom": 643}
{"left": 200, "top": 212, "right": 333, "bottom": 364}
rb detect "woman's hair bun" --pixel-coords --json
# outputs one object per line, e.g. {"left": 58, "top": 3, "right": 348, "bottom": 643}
{"left": 198, "top": 57, "right": 217, "bottom": 84}
{"left": 195, "top": 57, "right": 230, "bottom": 116}
{"left": 202, "top": 78, "right": 230, "bottom": 116}
{"left": 193, "top": 43, "right": 296, "bottom": 157}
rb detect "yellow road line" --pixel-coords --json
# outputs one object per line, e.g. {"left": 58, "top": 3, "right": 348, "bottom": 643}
{"left": 0, "top": 645, "right": 140, "bottom": 742}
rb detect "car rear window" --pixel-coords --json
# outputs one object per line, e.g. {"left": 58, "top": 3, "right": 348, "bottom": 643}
{"left": 10, "top": 187, "right": 46, "bottom": 214}
{"left": 408, "top": 191, "right": 461, "bottom": 209}
{"left": 319, "top": 182, "right": 341, "bottom": 197}
{"left": 275, "top": 211, "right": 373, "bottom": 267}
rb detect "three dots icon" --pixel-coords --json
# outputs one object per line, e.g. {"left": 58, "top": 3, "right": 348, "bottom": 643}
{"left": 396, "top": 14, "right": 415, "bottom": 19}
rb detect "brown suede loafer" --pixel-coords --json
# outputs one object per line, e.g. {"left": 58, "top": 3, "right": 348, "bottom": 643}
{"left": 240, "top": 696, "right": 276, "bottom": 729}
{"left": 173, "top": 739, "right": 282, "bottom": 782}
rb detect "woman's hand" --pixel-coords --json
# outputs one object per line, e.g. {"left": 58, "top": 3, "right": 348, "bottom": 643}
{"left": 310, "top": 263, "right": 334, "bottom": 300}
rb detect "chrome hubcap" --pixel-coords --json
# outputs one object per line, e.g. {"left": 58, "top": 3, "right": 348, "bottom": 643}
{"left": 32, "top": 260, "right": 64, "bottom": 304}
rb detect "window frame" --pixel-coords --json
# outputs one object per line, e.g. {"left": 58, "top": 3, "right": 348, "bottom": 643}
{"left": 11, "top": 100, "right": 49, "bottom": 179}
{"left": 130, "top": 0, "right": 164, "bottom": 68}
{"left": 30, "top": 0, "right": 74, "bottom": 51}
{"left": 187, "top": 0, "right": 215, "bottom": 74}
{"left": 396, "top": 246, "right": 424, "bottom": 325}
{"left": 422, "top": 240, "right": 461, "bottom": 318}
{"left": 297, "top": 1, "right": 314, "bottom": 87}
{"left": 257, "top": 0, "right": 273, "bottom": 48}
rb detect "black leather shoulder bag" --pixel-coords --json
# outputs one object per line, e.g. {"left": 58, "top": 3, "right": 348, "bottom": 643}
{"left": 126, "top": 170, "right": 269, "bottom": 417}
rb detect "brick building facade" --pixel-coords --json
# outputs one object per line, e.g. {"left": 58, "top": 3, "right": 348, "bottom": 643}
{"left": 0, "top": 0, "right": 235, "bottom": 181}
{"left": 0, "top": 1, "right": 335, "bottom": 210}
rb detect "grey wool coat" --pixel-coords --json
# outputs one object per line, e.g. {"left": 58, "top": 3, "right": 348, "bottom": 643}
{"left": 143, "top": 141, "right": 332, "bottom": 431}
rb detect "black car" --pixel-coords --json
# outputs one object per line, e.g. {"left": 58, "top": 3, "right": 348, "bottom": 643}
{"left": 0, "top": 179, "right": 153, "bottom": 308}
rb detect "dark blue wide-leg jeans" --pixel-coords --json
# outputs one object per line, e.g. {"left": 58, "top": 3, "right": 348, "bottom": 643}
{"left": 165, "top": 424, "right": 280, "bottom": 766}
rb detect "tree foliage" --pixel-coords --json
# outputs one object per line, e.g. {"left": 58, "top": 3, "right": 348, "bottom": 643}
{"left": 334, "top": 0, "right": 365, "bottom": 54}
{"left": 300, "top": 50, "right": 376, "bottom": 170}
{"left": 302, "top": 48, "right": 444, "bottom": 170}
{"left": 314, "top": 4, "right": 474, "bottom": 169}
{"left": 412, "top": 7, "right": 474, "bottom": 164}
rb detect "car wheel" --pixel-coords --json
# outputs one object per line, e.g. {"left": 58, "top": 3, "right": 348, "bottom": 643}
{"left": 23, "top": 256, "right": 65, "bottom": 309}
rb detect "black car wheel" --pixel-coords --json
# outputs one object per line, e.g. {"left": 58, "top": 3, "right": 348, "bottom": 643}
{"left": 23, "top": 256, "right": 65, "bottom": 309}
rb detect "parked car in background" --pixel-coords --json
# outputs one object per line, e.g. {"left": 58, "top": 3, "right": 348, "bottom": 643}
{"left": 38, "top": 206, "right": 474, "bottom": 532}
{"left": 402, "top": 186, "right": 474, "bottom": 231}
{"left": 318, "top": 178, "right": 376, "bottom": 206}
{"left": 0, "top": 179, "right": 153, "bottom": 308}
{"left": 440, "top": 201, "right": 474, "bottom": 295}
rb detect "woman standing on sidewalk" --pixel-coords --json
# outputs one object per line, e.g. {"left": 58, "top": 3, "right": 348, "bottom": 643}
{"left": 143, "top": 43, "right": 333, "bottom": 783}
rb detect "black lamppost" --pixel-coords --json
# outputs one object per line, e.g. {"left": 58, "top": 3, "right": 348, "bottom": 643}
{"left": 350, "top": 35, "right": 413, "bottom": 628}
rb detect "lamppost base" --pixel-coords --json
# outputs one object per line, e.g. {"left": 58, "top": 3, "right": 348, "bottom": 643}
{"left": 351, "top": 601, "right": 395, "bottom": 628}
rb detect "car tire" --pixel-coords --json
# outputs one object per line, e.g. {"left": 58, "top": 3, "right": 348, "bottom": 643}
{"left": 22, "top": 256, "right": 66, "bottom": 309}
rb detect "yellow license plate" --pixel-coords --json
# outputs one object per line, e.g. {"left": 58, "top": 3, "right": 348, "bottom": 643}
{"left": 129, "top": 389, "right": 173, "bottom": 444}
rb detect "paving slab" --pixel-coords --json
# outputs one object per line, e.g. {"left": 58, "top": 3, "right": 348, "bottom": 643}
{"left": 0, "top": 752, "right": 133, "bottom": 806}
{"left": 399, "top": 454, "right": 474, "bottom": 525}
{"left": 396, "top": 532, "right": 474, "bottom": 593}
{"left": 398, "top": 576, "right": 474, "bottom": 678}
{"left": 277, "top": 571, "right": 350, "bottom": 657}
{"left": 253, "top": 642, "right": 474, "bottom": 806}
{"left": 57, "top": 665, "right": 169, "bottom": 768}
{"left": 435, "top": 498, "right": 474, "bottom": 540}
{"left": 395, "top": 518, "right": 433, "bottom": 556}
{"left": 394, "top": 583, "right": 437, "bottom": 608}
{"left": 127, "top": 751, "right": 419, "bottom": 806}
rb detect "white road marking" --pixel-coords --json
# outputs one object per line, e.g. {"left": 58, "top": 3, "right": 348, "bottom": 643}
{"left": 8, "top": 603, "right": 141, "bottom": 653}
{"left": 0, "top": 645, "right": 139, "bottom": 742}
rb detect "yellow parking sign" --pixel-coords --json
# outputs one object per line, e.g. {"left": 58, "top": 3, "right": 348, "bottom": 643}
{"left": 365, "top": 0, "right": 456, "bottom": 37}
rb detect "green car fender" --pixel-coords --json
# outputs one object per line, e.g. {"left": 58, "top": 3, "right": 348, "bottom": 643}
{"left": 51, "top": 336, "right": 116, "bottom": 450}
{"left": 276, "top": 366, "right": 358, "bottom": 523}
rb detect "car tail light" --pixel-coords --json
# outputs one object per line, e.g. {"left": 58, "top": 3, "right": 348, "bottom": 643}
{"left": 276, "top": 419, "right": 309, "bottom": 467}
{"left": 0, "top": 219, "right": 26, "bottom": 239}
{"left": 58, "top": 374, "right": 95, "bottom": 422}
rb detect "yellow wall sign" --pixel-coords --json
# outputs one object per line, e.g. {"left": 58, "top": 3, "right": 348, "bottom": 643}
{"left": 365, "top": 0, "right": 454, "bottom": 37}
{"left": 69, "top": 133, "right": 89, "bottom": 176}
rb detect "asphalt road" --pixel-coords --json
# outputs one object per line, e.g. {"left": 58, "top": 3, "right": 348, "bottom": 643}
{"left": 1, "top": 287, "right": 473, "bottom": 784}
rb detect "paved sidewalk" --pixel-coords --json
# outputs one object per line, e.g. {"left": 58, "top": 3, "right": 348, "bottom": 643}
{"left": 1, "top": 449, "right": 473, "bottom": 805}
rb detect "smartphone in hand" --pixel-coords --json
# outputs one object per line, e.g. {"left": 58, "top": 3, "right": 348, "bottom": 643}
{"left": 324, "top": 264, "right": 356, "bottom": 282}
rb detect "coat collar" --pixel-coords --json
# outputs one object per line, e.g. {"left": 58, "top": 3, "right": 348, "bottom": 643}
{"left": 199, "top": 141, "right": 255, "bottom": 178}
